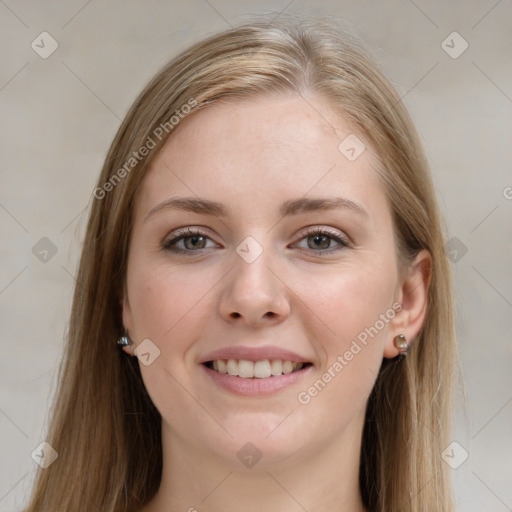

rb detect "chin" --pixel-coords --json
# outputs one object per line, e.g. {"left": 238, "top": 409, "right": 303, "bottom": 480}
{"left": 194, "top": 412, "right": 320, "bottom": 469}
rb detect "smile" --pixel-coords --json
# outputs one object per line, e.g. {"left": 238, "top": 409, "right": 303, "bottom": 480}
{"left": 201, "top": 359, "right": 313, "bottom": 396}
{"left": 204, "top": 359, "right": 310, "bottom": 378}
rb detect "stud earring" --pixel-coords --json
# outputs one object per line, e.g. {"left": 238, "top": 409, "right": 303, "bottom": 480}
{"left": 393, "top": 334, "right": 408, "bottom": 354}
{"left": 117, "top": 334, "right": 131, "bottom": 347}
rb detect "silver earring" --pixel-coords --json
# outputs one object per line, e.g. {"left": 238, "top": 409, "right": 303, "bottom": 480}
{"left": 117, "top": 335, "right": 131, "bottom": 347}
{"left": 393, "top": 334, "right": 408, "bottom": 354}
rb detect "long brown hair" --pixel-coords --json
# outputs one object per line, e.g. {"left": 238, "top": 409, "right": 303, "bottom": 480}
{"left": 23, "top": 14, "right": 456, "bottom": 512}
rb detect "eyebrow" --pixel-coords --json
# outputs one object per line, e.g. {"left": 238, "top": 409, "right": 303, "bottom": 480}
{"left": 144, "top": 196, "right": 368, "bottom": 222}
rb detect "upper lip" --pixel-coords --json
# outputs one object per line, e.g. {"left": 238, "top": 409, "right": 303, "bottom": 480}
{"left": 199, "top": 345, "right": 311, "bottom": 364}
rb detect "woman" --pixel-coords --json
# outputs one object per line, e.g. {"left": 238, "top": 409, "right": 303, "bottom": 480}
{"left": 23, "top": 14, "right": 457, "bottom": 512}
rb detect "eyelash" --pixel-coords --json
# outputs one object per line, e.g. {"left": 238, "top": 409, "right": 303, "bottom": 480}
{"left": 162, "top": 226, "right": 350, "bottom": 256}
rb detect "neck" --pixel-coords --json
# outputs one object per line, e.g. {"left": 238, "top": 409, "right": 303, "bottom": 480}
{"left": 143, "top": 412, "right": 367, "bottom": 512}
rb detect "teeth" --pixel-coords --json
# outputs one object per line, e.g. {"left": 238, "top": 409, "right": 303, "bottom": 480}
{"left": 254, "top": 360, "right": 271, "bottom": 379}
{"left": 270, "top": 359, "right": 282, "bottom": 376}
{"left": 217, "top": 359, "right": 227, "bottom": 374}
{"left": 282, "top": 361, "right": 294, "bottom": 374}
{"left": 226, "top": 359, "right": 238, "bottom": 376}
{"left": 209, "top": 359, "right": 305, "bottom": 378}
{"left": 238, "top": 359, "right": 254, "bottom": 378}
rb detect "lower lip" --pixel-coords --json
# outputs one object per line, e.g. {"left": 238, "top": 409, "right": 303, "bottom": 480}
{"left": 201, "top": 364, "right": 311, "bottom": 396}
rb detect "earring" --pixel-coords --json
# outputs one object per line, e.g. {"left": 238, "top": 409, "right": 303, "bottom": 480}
{"left": 393, "top": 334, "right": 408, "bottom": 354}
{"left": 117, "top": 334, "right": 131, "bottom": 347}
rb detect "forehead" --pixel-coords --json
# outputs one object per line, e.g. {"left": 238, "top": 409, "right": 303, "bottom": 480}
{"left": 134, "top": 92, "right": 388, "bottom": 221}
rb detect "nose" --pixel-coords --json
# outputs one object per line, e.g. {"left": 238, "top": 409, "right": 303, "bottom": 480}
{"left": 218, "top": 244, "right": 291, "bottom": 327}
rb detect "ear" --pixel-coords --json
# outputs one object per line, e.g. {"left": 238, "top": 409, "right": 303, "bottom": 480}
{"left": 121, "top": 285, "right": 136, "bottom": 356}
{"left": 383, "top": 249, "right": 432, "bottom": 358}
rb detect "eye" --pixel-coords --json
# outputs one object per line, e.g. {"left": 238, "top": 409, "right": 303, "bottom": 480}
{"left": 294, "top": 227, "right": 349, "bottom": 254}
{"left": 162, "top": 226, "right": 350, "bottom": 256}
{"left": 163, "top": 227, "right": 218, "bottom": 254}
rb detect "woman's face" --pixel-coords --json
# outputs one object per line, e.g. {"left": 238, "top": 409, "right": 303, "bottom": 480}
{"left": 122, "top": 92, "right": 420, "bottom": 468}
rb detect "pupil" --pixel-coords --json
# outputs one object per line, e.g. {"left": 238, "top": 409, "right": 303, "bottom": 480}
{"left": 310, "top": 234, "right": 329, "bottom": 249}
{"left": 186, "top": 236, "right": 205, "bottom": 249}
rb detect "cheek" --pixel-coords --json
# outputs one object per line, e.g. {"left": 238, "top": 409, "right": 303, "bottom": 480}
{"left": 296, "top": 259, "right": 396, "bottom": 410}
{"left": 127, "top": 259, "right": 216, "bottom": 343}
{"left": 126, "top": 261, "right": 220, "bottom": 420}
{"left": 307, "top": 261, "right": 396, "bottom": 349}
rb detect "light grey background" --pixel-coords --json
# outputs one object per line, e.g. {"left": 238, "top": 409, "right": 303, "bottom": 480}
{"left": 1, "top": 1, "right": 511, "bottom": 510}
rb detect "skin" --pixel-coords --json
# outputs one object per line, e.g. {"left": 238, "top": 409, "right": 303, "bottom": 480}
{"left": 122, "top": 91, "right": 431, "bottom": 512}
